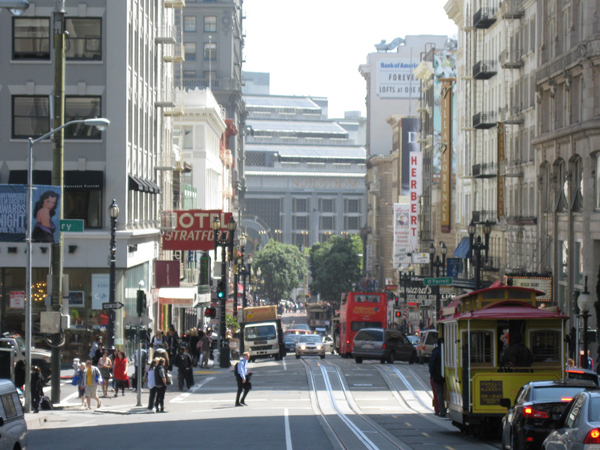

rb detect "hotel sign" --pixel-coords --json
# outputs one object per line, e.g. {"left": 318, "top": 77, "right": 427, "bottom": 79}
{"left": 440, "top": 78, "right": 454, "bottom": 233}
{"left": 497, "top": 123, "right": 505, "bottom": 220}
{"left": 162, "top": 210, "right": 233, "bottom": 251}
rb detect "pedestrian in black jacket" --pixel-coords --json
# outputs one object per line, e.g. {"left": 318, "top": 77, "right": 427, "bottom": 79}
{"left": 175, "top": 346, "right": 194, "bottom": 391}
{"left": 428, "top": 338, "right": 446, "bottom": 417}
{"left": 30, "top": 366, "right": 45, "bottom": 413}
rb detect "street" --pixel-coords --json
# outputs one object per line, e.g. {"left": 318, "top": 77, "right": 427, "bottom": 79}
{"left": 27, "top": 313, "right": 501, "bottom": 450}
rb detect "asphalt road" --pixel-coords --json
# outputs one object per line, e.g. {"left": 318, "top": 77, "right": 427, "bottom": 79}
{"left": 28, "top": 313, "right": 501, "bottom": 450}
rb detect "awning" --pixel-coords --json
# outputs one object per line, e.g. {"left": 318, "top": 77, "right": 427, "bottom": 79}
{"left": 8, "top": 170, "right": 52, "bottom": 185}
{"left": 64, "top": 171, "right": 103, "bottom": 189}
{"left": 453, "top": 237, "right": 470, "bottom": 259}
{"left": 145, "top": 179, "right": 162, "bottom": 194}
{"left": 158, "top": 287, "right": 197, "bottom": 307}
{"left": 128, "top": 174, "right": 161, "bottom": 194}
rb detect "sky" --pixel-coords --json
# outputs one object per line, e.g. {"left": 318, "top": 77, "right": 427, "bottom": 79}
{"left": 243, "top": 0, "right": 459, "bottom": 119}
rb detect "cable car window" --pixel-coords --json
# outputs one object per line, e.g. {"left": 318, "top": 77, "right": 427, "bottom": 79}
{"left": 482, "top": 291, "right": 503, "bottom": 299}
{"left": 508, "top": 291, "right": 533, "bottom": 300}
{"left": 466, "top": 331, "right": 493, "bottom": 363}
{"left": 530, "top": 330, "right": 560, "bottom": 362}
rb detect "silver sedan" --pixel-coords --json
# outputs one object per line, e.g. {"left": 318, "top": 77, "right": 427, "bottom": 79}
{"left": 543, "top": 390, "right": 600, "bottom": 449}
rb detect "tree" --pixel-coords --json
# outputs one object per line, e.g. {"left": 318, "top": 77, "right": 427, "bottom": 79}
{"left": 309, "top": 235, "right": 362, "bottom": 305}
{"left": 253, "top": 239, "right": 306, "bottom": 304}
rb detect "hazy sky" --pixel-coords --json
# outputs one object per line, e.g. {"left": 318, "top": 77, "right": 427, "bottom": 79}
{"left": 243, "top": 0, "right": 458, "bottom": 118}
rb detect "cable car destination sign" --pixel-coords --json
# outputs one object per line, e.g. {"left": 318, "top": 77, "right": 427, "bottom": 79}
{"left": 162, "top": 209, "right": 233, "bottom": 251}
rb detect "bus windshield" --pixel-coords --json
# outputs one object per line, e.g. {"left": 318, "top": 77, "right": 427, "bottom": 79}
{"left": 245, "top": 324, "right": 277, "bottom": 341}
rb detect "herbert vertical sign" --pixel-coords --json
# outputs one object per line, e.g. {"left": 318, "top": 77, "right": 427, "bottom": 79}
{"left": 440, "top": 78, "right": 454, "bottom": 233}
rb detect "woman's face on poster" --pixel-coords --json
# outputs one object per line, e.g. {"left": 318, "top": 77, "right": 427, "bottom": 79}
{"left": 43, "top": 196, "right": 57, "bottom": 210}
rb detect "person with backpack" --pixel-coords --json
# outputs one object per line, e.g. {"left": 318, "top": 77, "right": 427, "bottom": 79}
{"left": 175, "top": 346, "right": 194, "bottom": 391}
{"left": 234, "top": 352, "right": 252, "bottom": 407}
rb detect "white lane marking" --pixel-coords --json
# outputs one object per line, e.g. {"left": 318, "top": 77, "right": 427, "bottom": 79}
{"left": 285, "top": 408, "right": 293, "bottom": 450}
{"left": 57, "top": 391, "right": 80, "bottom": 406}
{"left": 170, "top": 377, "right": 215, "bottom": 403}
{"left": 175, "top": 398, "right": 311, "bottom": 404}
{"left": 283, "top": 358, "right": 287, "bottom": 371}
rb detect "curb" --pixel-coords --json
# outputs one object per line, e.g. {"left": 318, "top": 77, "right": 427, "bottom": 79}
{"left": 25, "top": 414, "right": 48, "bottom": 429}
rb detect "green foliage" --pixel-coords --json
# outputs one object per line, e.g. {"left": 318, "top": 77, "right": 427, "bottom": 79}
{"left": 226, "top": 314, "right": 239, "bottom": 332}
{"left": 309, "top": 235, "right": 362, "bottom": 304}
{"left": 253, "top": 239, "right": 307, "bottom": 303}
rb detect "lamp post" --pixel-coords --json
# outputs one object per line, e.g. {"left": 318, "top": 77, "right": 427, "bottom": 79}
{"left": 468, "top": 220, "right": 492, "bottom": 290}
{"left": 107, "top": 199, "right": 119, "bottom": 349}
{"left": 274, "top": 229, "right": 282, "bottom": 242}
{"left": 399, "top": 265, "right": 414, "bottom": 334}
{"left": 578, "top": 276, "right": 594, "bottom": 370}
{"left": 211, "top": 215, "right": 236, "bottom": 368}
{"left": 235, "top": 233, "right": 247, "bottom": 316}
{"left": 23, "top": 117, "right": 109, "bottom": 413}
{"left": 428, "top": 242, "right": 447, "bottom": 325}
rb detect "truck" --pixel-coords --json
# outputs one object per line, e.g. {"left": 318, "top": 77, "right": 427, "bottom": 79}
{"left": 238, "top": 306, "right": 285, "bottom": 362}
{"left": 0, "top": 333, "right": 52, "bottom": 384}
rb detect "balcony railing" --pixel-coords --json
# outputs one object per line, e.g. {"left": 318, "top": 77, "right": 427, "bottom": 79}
{"left": 473, "top": 7, "right": 497, "bottom": 28}
{"left": 472, "top": 210, "right": 498, "bottom": 224}
{"left": 472, "top": 163, "right": 497, "bottom": 178}
{"left": 473, "top": 60, "right": 498, "bottom": 79}
{"left": 502, "top": 0, "right": 525, "bottom": 19}
{"left": 499, "top": 49, "right": 524, "bottom": 68}
{"left": 164, "top": 0, "right": 185, "bottom": 8}
{"left": 473, "top": 112, "right": 497, "bottom": 129}
{"left": 163, "top": 43, "right": 184, "bottom": 63}
{"left": 181, "top": 77, "right": 242, "bottom": 92}
{"left": 506, "top": 216, "right": 537, "bottom": 226}
{"left": 156, "top": 26, "right": 177, "bottom": 45}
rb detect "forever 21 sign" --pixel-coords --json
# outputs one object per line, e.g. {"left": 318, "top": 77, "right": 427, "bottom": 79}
{"left": 162, "top": 209, "right": 233, "bottom": 251}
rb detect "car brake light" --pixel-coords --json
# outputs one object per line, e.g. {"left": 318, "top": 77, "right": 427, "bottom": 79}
{"left": 382, "top": 343, "right": 386, "bottom": 349}
{"left": 526, "top": 437, "right": 533, "bottom": 442}
{"left": 569, "top": 370, "right": 585, "bottom": 374}
{"left": 560, "top": 398, "right": 573, "bottom": 402}
{"left": 523, "top": 407, "right": 548, "bottom": 419}
{"left": 584, "top": 428, "right": 600, "bottom": 444}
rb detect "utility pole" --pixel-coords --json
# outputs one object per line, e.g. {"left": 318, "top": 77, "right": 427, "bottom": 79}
{"left": 50, "top": 0, "right": 66, "bottom": 405}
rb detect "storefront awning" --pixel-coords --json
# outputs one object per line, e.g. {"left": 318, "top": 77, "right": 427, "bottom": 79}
{"left": 129, "top": 174, "right": 161, "bottom": 194}
{"left": 158, "top": 287, "right": 212, "bottom": 308}
{"left": 453, "top": 237, "right": 470, "bottom": 259}
{"left": 64, "top": 171, "right": 103, "bottom": 189}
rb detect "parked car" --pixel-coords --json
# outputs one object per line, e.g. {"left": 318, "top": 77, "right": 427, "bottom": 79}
{"left": 500, "top": 379, "right": 599, "bottom": 450}
{"left": 542, "top": 390, "right": 600, "bottom": 450}
{"left": 566, "top": 367, "right": 600, "bottom": 386}
{"left": 416, "top": 329, "right": 438, "bottom": 363}
{"left": 352, "top": 328, "right": 417, "bottom": 364}
{"left": 295, "top": 335, "right": 325, "bottom": 359}
{"left": 0, "top": 379, "right": 28, "bottom": 450}
{"left": 283, "top": 334, "right": 301, "bottom": 353}
{"left": 407, "top": 335, "right": 419, "bottom": 347}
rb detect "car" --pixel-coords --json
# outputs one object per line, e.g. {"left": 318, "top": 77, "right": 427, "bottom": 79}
{"left": 295, "top": 335, "right": 325, "bottom": 359}
{"left": 352, "top": 328, "right": 417, "bottom": 364}
{"left": 0, "top": 333, "right": 53, "bottom": 383}
{"left": 500, "top": 379, "right": 599, "bottom": 450}
{"left": 0, "top": 379, "right": 28, "bottom": 450}
{"left": 323, "top": 336, "right": 334, "bottom": 354}
{"left": 315, "top": 327, "right": 327, "bottom": 337}
{"left": 283, "top": 334, "right": 301, "bottom": 353}
{"left": 542, "top": 390, "right": 600, "bottom": 450}
{"left": 283, "top": 329, "right": 313, "bottom": 337}
{"left": 292, "top": 324, "right": 311, "bottom": 332}
{"left": 416, "top": 329, "right": 438, "bottom": 363}
{"left": 407, "top": 335, "right": 419, "bottom": 347}
{"left": 566, "top": 367, "right": 600, "bottom": 386}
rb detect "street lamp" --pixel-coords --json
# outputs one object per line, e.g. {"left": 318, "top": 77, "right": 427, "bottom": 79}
{"left": 468, "top": 220, "right": 492, "bottom": 290}
{"left": 211, "top": 215, "right": 236, "bottom": 368}
{"left": 428, "top": 242, "right": 447, "bottom": 325}
{"left": 274, "top": 229, "right": 282, "bottom": 242}
{"left": 107, "top": 199, "right": 119, "bottom": 350}
{"left": 23, "top": 117, "right": 109, "bottom": 413}
{"left": 234, "top": 233, "right": 247, "bottom": 317}
{"left": 399, "top": 265, "right": 414, "bottom": 334}
{"left": 578, "top": 276, "right": 594, "bottom": 369}
{"left": 0, "top": 0, "right": 29, "bottom": 15}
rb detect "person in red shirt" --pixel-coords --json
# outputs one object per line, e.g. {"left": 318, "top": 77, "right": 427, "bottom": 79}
{"left": 112, "top": 351, "right": 129, "bottom": 396}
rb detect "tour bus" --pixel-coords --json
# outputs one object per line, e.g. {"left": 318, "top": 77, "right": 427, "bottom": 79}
{"left": 338, "top": 292, "right": 387, "bottom": 358}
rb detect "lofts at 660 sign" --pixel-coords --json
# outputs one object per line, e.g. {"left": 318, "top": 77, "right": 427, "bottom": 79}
{"left": 162, "top": 209, "right": 233, "bottom": 251}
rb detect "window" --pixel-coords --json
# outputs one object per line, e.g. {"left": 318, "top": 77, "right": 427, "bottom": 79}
{"left": 182, "top": 125, "right": 193, "bottom": 149}
{"left": 344, "top": 216, "right": 360, "bottom": 230}
{"left": 203, "top": 70, "right": 216, "bottom": 83}
{"left": 204, "top": 16, "right": 217, "bottom": 32}
{"left": 596, "top": 155, "right": 600, "bottom": 209}
{"left": 13, "top": 17, "right": 50, "bottom": 60}
{"left": 65, "top": 97, "right": 101, "bottom": 139}
{"left": 12, "top": 96, "right": 50, "bottom": 139}
{"left": 344, "top": 198, "right": 360, "bottom": 213}
{"left": 293, "top": 198, "right": 309, "bottom": 213}
{"left": 571, "top": 156, "right": 583, "bottom": 212}
{"left": 183, "top": 16, "right": 197, "bottom": 32}
{"left": 204, "top": 42, "right": 216, "bottom": 60}
{"left": 65, "top": 18, "right": 101, "bottom": 61}
{"left": 1, "top": 394, "right": 17, "bottom": 419}
{"left": 64, "top": 190, "right": 102, "bottom": 228}
{"left": 184, "top": 42, "right": 196, "bottom": 61}
{"left": 531, "top": 330, "right": 561, "bottom": 362}
{"left": 183, "top": 70, "right": 196, "bottom": 78}
{"left": 292, "top": 216, "right": 308, "bottom": 230}
{"left": 555, "top": 160, "right": 568, "bottom": 212}
{"left": 320, "top": 216, "right": 335, "bottom": 230}
{"left": 319, "top": 198, "right": 336, "bottom": 213}
{"left": 463, "top": 330, "right": 492, "bottom": 363}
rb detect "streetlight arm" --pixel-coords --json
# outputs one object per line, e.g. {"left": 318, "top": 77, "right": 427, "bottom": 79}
{"left": 30, "top": 118, "right": 110, "bottom": 145}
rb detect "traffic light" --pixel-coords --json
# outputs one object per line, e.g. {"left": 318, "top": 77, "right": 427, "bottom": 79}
{"left": 217, "top": 280, "right": 225, "bottom": 299}
{"left": 204, "top": 307, "right": 217, "bottom": 319}
{"left": 395, "top": 311, "right": 401, "bottom": 318}
{"left": 136, "top": 289, "right": 146, "bottom": 316}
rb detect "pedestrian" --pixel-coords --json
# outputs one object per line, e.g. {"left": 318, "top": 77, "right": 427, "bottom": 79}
{"left": 152, "top": 330, "right": 166, "bottom": 351}
{"left": 30, "top": 365, "right": 44, "bottom": 413}
{"left": 98, "top": 350, "right": 112, "bottom": 397}
{"left": 84, "top": 360, "right": 102, "bottom": 410}
{"left": 568, "top": 358, "right": 575, "bottom": 368}
{"left": 198, "top": 330, "right": 211, "bottom": 369}
{"left": 113, "top": 351, "right": 129, "bottom": 397}
{"left": 499, "top": 332, "right": 533, "bottom": 368}
{"left": 89, "top": 336, "right": 102, "bottom": 360}
{"left": 147, "top": 359, "right": 158, "bottom": 412}
{"left": 588, "top": 350, "right": 594, "bottom": 370}
{"left": 234, "top": 352, "right": 252, "bottom": 407}
{"left": 77, "top": 362, "right": 86, "bottom": 409}
{"left": 166, "top": 325, "right": 179, "bottom": 370}
{"left": 566, "top": 327, "right": 576, "bottom": 361}
{"left": 132, "top": 346, "right": 147, "bottom": 392}
{"left": 428, "top": 338, "right": 445, "bottom": 417}
{"left": 175, "top": 346, "right": 194, "bottom": 391}
{"left": 189, "top": 329, "right": 199, "bottom": 365}
{"left": 154, "top": 357, "right": 167, "bottom": 413}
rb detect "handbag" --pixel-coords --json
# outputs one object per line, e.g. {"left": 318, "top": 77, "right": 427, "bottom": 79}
{"left": 71, "top": 374, "right": 79, "bottom": 386}
{"left": 143, "top": 372, "right": 148, "bottom": 384}
{"left": 166, "top": 373, "right": 173, "bottom": 385}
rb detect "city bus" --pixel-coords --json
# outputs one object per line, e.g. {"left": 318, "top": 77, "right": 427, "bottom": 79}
{"left": 338, "top": 292, "right": 387, "bottom": 358}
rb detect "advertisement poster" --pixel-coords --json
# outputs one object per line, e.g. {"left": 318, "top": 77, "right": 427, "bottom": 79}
{"left": 0, "top": 184, "right": 61, "bottom": 243}
{"left": 393, "top": 204, "right": 412, "bottom": 267}
{"left": 91, "top": 274, "right": 110, "bottom": 310}
{"left": 10, "top": 291, "right": 25, "bottom": 309}
{"left": 432, "top": 50, "right": 457, "bottom": 178}
{"left": 409, "top": 152, "right": 422, "bottom": 249}
{"left": 162, "top": 209, "right": 233, "bottom": 251}
{"left": 377, "top": 58, "right": 420, "bottom": 99}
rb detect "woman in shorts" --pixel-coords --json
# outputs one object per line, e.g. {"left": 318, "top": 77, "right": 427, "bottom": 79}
{"left": 77, "top": 362, "right": 86, "bottom": 409}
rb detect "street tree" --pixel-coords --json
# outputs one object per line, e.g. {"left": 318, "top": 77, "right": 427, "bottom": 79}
{"left": 253, "top": 239, "right": 306, "bottom": 304}
{"left": 309, "top": 235, "right": 362, "bottom": 305}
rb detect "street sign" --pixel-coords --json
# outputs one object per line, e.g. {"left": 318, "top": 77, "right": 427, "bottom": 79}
{"left": 102, "top": 302, "right": 124, "bottom": 310}
{"left": 424, "top": 277, "right": 453, "bottom": 286}
{"left": 59, "top": 219, "right": 84, "bottom": 232}
{"left": 401, "top": 303, "right": 409, "bottom": 319}
{"left": 411, "top": 253, "right": 430, "bottom": 264}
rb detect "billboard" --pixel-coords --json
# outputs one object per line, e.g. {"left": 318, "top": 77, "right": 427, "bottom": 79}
{"left": 0, "top": 184, "right": 62, "bottom": 243}
{"left": 409, "top": 152, "right": 422, "bottom": 249}
{"left": 393, "top": 204, "right": 411, "bottom": 267}
{"left": 432, "top": 50, "right": 457, "bottom": 178}
{"left": 162, "top": 210, "right": 234, "bottom": 251}
{"left": 401, "top": 118, "right": 420, "bottom": 195}
{"left": 377, "top": 58, "right": 420, "bottom": 99}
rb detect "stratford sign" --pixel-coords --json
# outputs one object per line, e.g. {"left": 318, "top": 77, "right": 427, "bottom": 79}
{"left": 162, "top": 209, "right": 233, "bottom": 251}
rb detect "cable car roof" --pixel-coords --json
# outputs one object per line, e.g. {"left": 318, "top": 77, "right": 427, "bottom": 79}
{"left": 440, "top": 300, "right": 568, "bottom": 321}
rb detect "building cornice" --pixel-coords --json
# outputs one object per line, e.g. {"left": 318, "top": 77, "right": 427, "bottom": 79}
{"left": 532, "top": 118, "right": 600, "bottom": 147}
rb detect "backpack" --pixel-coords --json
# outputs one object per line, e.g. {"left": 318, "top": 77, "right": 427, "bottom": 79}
{"left": 233, "top": 362, "right": 241, "bottom": 379}
{"left": 40, "top": 396, "right": 53, "bottom": 410}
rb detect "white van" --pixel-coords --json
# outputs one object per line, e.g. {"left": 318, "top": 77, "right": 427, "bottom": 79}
{"left": 0, "top": 379, "right": 28, "bottom": 450}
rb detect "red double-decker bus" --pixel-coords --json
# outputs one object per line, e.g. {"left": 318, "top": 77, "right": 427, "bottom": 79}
{"left": 338, "top": 292, "right": 387, "bottom": 357}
